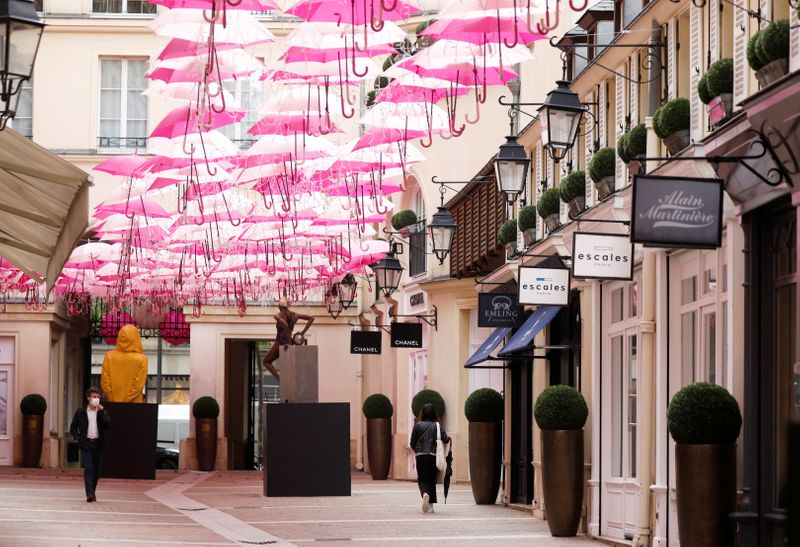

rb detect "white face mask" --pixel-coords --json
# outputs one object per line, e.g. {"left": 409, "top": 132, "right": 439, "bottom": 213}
{"left": 90, "top": 397, "right": 100, "bottom": 407}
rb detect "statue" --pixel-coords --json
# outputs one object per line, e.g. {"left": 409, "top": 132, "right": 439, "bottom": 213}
{"left": 100, "top": 324, "right": 148, "bottom": 403}
{"left": 262, "top": 298, "right": 314, "bottom": 383}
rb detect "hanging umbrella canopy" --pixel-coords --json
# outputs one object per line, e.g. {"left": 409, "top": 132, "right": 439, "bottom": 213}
{"left": 151, "top": 0, "right": 280, "bottom": 12}
{"left": 150, "top": 104, "right": 246, "bottom": 138}
{"left": 150, "top": 9, "right": 275, "bottom": 44}
{"left": 284, "top": 0, "right": 420, "bottom": 24}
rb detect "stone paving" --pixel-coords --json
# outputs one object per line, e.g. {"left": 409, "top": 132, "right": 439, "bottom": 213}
{"left": 0, "top": 468, "right": 597, "bottom": 547}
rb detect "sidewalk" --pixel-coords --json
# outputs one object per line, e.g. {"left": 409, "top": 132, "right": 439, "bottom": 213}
{"left": 0, "top": 468, "right": 596, "bottom": 546}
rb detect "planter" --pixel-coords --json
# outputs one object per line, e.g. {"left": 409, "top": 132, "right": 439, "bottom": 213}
{"left": 594, "top": 176, "right": 615, "bottom": 200}
{"left": 544, "top": 214, "right": 560, "bottom": 232}
{"left": 627, "top": 158, "right": 642, "bottom": 177}
{"left": 567, "top": 196, "right": 585, "bottom": 217}
{"left": 755, "top": 58, "right": 789, "bottom": 87}
{"left": 706, "top": 93, "right": 733, "bottom": 127}
{"left": 366, "top": 417, "right": 392, "bottom": 480}
{"left": 675, "top": 443, "right": 736, "bottom": 547}
{"left": 541, "top": 429, "right": 583, "bottom": 537}
{"left": 504, "top": 241, "right": 517, "bottom": 258}
{"left": 522, "top": 228, "right": 536, "bottom": 248}
{"left": 195, "top": 417, "right": 217, "bottom": 471}
{"left": 468, "top": 421, "right": 502, "bottom": 504}
{"left": 21, "top": 415, "right": 43, "bottom": 468}
{"left": 664, "top": 129, "right": 690, "bottom": 156}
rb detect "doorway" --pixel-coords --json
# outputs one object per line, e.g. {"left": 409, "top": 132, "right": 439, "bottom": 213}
{"left": 0, "top": 337, "right": 14, "bottom": 466}
{"left": 225, "top": 339, "right": 277, "bottom": 470}
{"left": 509, "top": 358, "right": 533, "bottom": 504}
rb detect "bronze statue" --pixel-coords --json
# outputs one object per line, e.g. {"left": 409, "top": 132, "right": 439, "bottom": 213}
{"left": 262, "top": 298, "right": 314, "bottom": 382}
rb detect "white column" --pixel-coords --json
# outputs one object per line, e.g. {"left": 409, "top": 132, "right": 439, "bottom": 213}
{"left": 588, "top": 280, "right": 602, "bottom": 537}
{"left": 651, "top": 251, "right": 669, "bottom": 547}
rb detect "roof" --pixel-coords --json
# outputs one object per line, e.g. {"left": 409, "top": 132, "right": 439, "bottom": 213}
{"left": 576, "top": 0, "right": 614, "bottom": 30}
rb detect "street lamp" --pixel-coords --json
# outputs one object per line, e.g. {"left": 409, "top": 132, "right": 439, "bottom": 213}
{"left": 538, "top": 80, "right": 586, "bottom": 163}
{"left": 326, "top": 283, "right": 344, "bottom": 319}
{"left": 337, "top": 273, "right": 358, "bottom": 309}
{"left": 0, "top": 0, "right": 44, "bottom": 130}
{"left": 371, "top": 246, "right": 404, "bottom": 297}
{"left": 494, "top": 134, "right": 530, "bottom": 204}
{"left": 427, "top": 204, "right": 456, "bottom": 265}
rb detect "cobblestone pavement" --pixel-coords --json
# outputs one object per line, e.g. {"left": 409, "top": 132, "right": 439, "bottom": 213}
{"left": 0, "top": 468, "right": 597, "bottom": 547}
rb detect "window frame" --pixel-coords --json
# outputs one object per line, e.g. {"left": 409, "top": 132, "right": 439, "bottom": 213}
{"left": 91, "top": 0, "right": 157, "bottom": 15}
{"left": 98, "top": 58, "right": 149, "bottom": 151}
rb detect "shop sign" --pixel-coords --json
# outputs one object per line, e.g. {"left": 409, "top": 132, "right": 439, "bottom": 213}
{"left": 409, "top": 292, "right": 425, "bottom": 307}
{"left": 518, "top": 267, "right": 570, "bottom": 306}
{"left": 478, "top": 293, "right": 524, "bottom": 328}
{"left": 631, "top": 175, "right": 723, "bottom": 248}
{"left": 350, "top": 330, "right": 382, "bottom": 354}
{"left": 390, "top": 322, "right": 423, "bottom": 348}
{"left": 572, "top": 232, "right": 634, "bottom": 280}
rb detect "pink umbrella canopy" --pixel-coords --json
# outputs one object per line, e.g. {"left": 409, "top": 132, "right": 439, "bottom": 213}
{"left": 150, "top": 104, "right": 246, "bottom": 138}
{"left": 285, "top": 0, "right": 421, "bottom": 25}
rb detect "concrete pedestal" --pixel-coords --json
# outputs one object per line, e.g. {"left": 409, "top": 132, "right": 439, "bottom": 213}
{"left": 102, "top": 402, "right": 157, "bottom": 479}
{"left": 278, "top": 345, "right": 319, "bottom": 403}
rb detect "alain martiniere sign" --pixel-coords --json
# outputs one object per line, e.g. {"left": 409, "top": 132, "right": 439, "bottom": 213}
{"left": 572, "top": 232, "right": 634, "bottom": 280}
{"left": 390, "top": 322, "right": 423, "bottom": 348}
{"left": 631, "top": 175, "right": 723, "bottom": 249}
{"left": 518, "top": 266, "right": 570, "bottom": 306}
{"left": 478, "top": 293, "right": 524, "bottom": 328}
{"left": 350, "top": 330, "right": 382, "bottom": 354}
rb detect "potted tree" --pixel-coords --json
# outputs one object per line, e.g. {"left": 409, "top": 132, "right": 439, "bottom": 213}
{"left": 411, "top": 388, "right": 445, "bottom": 419}
{"left": 537, "top": 188, "right": 561, "bottom": 232}
{"left": 464, "top": 388, "right": 503, "bottom": 504}
{"left": 534, "top": 385, "right": 588, "bottom": 537}
{"left": 391, "top": 210, "right": 418, "bottom": 236}
{"left": 624, "top": 123, "right": 647, "bottom": 175}
{"left": 655, "top": 98, "right": 691, "bottom": 155}
{"left": 754, "top": 19, "right": 790, "bottom": 86}
{"left": 559, "top": 170, "right": 586, "bottom": 217}
{"left": 192, "top": 396, "right": 219, "bottom": 471}
{"left": 362, "top": 393, "right": 393, "bottom": 480}
{"left": 617, "top": 132, "right": 631, "bottom": 165}
{"left": 20, "top": 394, "right": 47, "bottom": 467}
{"left": 588, "top": 147, "right": 616, "bottom": 199}
{"left": 700, "top": 58, "right": 733, "bottom": 127}
{"left": 518, "top": 205, "right": 537, "bottom": 247}
{"left": 667, "top": 383, "right": 741, "bottom": 547}
{"left": 498, "top": 219, "right": 518, "bottom": 256}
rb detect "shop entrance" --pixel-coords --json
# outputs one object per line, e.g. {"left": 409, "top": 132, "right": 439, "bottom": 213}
{"left": 224, "top": 340, "right": 277, "bottom": 470}
{"left": 509, "top": 358, "right": 533, "bottom": 504}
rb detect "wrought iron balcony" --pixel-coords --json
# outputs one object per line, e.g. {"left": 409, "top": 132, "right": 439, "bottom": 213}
{"left": 98, "top": 136, "right": 148, "bottom": 149}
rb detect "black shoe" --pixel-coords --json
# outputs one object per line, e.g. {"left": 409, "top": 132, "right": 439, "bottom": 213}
{"left": 88, "top": 493, "right": 96, "bottom": 502}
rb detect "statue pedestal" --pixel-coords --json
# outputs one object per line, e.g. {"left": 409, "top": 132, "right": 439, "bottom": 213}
{"left": 278, "top": 345, "right": 319, "bottom": 403}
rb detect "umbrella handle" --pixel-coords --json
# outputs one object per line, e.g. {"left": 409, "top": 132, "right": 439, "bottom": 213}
{"left": 536, "top": 0, "right": 560, "bottom": 35}
{"left": 501, "top": 2, "right": 520, "bottom": 48}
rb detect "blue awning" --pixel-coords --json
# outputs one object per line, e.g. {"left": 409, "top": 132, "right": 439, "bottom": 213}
{"left": 497, "top": 306, "right": 561, "bottom": 357}
{"left": 464, "top": 327, "right": 511, "bottom": 367}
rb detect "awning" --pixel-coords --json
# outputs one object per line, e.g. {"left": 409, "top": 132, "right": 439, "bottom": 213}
{"left": 497, "top": 305, "right": 561, "bottom": 357}
{"left": 464, "top": 327, "right": 511, "bottom": 368}
{"left": 0, "top": 128, "right": 91, "bottom": 291}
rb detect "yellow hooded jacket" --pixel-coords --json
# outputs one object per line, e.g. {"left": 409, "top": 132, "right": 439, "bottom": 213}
{"left": 100, "top": 324, "right": 148, "bottom": 403}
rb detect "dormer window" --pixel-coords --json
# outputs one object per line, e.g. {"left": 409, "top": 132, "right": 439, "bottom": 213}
{"left": 614, "top": 0, "right": 646, "bottom": 33}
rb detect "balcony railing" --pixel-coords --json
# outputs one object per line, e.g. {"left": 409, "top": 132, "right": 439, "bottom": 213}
{"left": 408, "top": 223, "right": 427, "bottom": 277}
{"left": 98, "top": 136, "right": 148, "bottom": 149}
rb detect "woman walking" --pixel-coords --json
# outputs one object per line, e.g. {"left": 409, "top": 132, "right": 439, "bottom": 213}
{"left": 410, "top": 403, "right": 449, "bottom": 513}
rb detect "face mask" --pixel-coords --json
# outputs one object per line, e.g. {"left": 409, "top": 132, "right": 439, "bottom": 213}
{"left": 90, "top": 397, "right": 100, "bottom": 407}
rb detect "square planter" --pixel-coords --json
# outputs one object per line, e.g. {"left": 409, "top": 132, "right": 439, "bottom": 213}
{"left": 522, "top": 228, "right": 537, "bottom": 248}
{"left": 567, "top": 196, "right": 585, "bottom": 218}
{"left": 504, "top": 241, "right": 517, "bottom": 258}
{"left": 756, "top": 58, "right": 789, "bottom": 88}
{"left": 627, "top": 158, "right": 643, "bottom": 177}
{"left": 707, "top": 94, "right": 733, "bottom": 128}
{"left": 594, "top": 176, "right": 615, "bottom": 200}
{"left": 664, "top": 129, "right": 690, "bottom": 156}
{"left": 544, "top": 214, "right": 560, "bottom": 232}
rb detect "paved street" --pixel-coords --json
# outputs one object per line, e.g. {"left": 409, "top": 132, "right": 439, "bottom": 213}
{"left": 0, "top": 469, "right": 596, "bottom": 547}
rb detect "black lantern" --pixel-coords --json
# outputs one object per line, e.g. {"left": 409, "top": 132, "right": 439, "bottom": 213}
{"left": 427, "top": 206, "right": 456, "bottom": 264}
{"left": 337, "top": 273, "right": 358, "bottom": 309}
{"left": 538, "top": 80, "right": 586, "bottom": 163}
{"left": 494, "top": 134, "right": 530, "bottom": 204}
{"left": 0, "top": 0, "right": 44, "bottom": 131}
{"left": 371, "top": 248, "right": 404, "bottom": 297}
{"left": 326, "top": 283, "right": 343, "bottom": 319}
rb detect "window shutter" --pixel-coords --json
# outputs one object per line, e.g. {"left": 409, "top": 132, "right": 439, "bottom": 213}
{"left": 630, "top": 54, "right": 639, "bottom": 124}
{"left": 598, "top": 83, "right": 607, "bottom": 148}
{"left": 733, "top": 2, "right": 748, "bottom": 104}
{"left": 759, "top": 0, "right": 770, "bottom": 23}
{"left": 585, "top": 91, "right": 596, "bottom": 208}
{"left": 615, "top": 71, "right": 625, "bottom": 189}
{"left": 536, "top": 145, "right": 544, "bottom": 240}
{"left": 791, "top": 6, "right": 800, "bottom": 73}
{"left": 690, "top": 5, "right": 703, "bottom": 141}
{"left": 668, "top": 20, "right": 676, "bottom": 101}
{"left": 709, "top": 0, "right": 719, "bottom": 63}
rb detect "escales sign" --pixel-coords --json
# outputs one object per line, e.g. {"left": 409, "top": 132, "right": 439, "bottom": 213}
{"left": 572, "top": 232, "right": 634, "bottom": 280}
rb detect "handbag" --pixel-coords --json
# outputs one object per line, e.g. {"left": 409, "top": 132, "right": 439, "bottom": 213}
{"left": 435, "top": 422, "right": 448, "bottom": 471}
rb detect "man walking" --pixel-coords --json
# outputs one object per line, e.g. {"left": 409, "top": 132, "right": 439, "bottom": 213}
{"left": 70, "top": 387, "right": 111, "bottom": 502}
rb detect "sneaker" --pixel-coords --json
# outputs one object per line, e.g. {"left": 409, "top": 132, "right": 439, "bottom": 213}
{"left": 422, "top": 493, "right": 430, "bottom": 513}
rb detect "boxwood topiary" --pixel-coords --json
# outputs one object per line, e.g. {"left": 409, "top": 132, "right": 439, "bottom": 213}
{"left": 559, "top": 170, "right": 586, "bottom": 203}
{"left": 617, "top": 132, "right": 631, "bottom": 163}
{"left": 747, "top": 30, "right": 765, "bottom": 71}
{"left": 697, "top": 72, "right": 714, "bottom": 105}
{"left": 517, "top": 205, "right": 537, "bottom": 232}
{"left": 411, "top": 389, "right": 445, "bottom": 418}
{"left": 464, "top": 388, "right": 504, "bottom": 422}
{"left": 537, "top": 187, "right": 561, "bottom": 218}
{"left": 588, "top": 147, "right": 616, "bottom": 182}
{"left": 391, "top": 210, "right": 418, "bottom": 230}
{"left": 625, "top": 123, "right": 647, "bottom": 159}
{"left": 659, "top": 98, "right": 690, "bottom": 137}
{"left": 192, "top": 396, "right": 220, "bottom": 419}
{"left": 534, "top": 385, "right": 588, "bottom": 430}
{"left": 363, "top": 393, "right": 394, "bottom": 419}
{"left": 497, "top": 219, "right": 518, "bottom": 244}
{"left": 757, "top": 19, "right": 790, "bottom": 66}
{"left": 667, "top": 382, "right": 742, "bottom": 445}
{"left": 652, "top": 105, "right": 667, "bottom": 139}
{"left": 20, "top": 394, "right": 47, "bottom": 416}
{"left": 705, "top": 58, "right": 733, "bottom": 98}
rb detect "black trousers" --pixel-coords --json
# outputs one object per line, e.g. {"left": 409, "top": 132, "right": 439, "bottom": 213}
{"left": 415, "top": 454, "right": 437, "bottom": 504}
{"left": 82, "top": 442, "right": 102, "bottom": 495}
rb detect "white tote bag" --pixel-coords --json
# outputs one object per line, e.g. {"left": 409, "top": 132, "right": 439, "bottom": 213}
{"left": 435, "top": 422, "right": 448, "bottom": 471}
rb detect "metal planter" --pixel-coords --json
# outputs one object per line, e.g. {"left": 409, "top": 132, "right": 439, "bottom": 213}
{"left": 664, "top": 129, "right": 690, "bottom": 156}
{"left": 22, "top": 414, "right": 43, "bottom": 468}
{"left": 675, "top": 443, "right": 737, "bottom": 547}
{"left": 544, "top": 214, "right": 560, "bottom": 232}
{"left": 707, "top": 94, "right": 733, "bottom": 127}
{"left": 366, "top": 418, "right": 392, "bottom": 480}
{"left": 756, "top": 58, "right": 789, "bottom": 88}
{"left": 468, "top": 421, "right": 502, "bottom": 504}
{"left": 567, "top": 197, "right": 585, "bottom": 217}
{"left": 594, "top": 176, "right": 615, "bottom": 200}
{"left": 541, "top": 429, "right": 583, "bottom": 537}
{"left": 522, "top": 228, "right": 537, "bottom": 248}
{"left": 195, "top": 417, "right": 217, "bottom": 471}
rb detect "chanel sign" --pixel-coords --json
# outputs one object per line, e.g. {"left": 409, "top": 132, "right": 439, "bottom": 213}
{"left": 572, "top": 232, "right": 634, "bottom": 280}
{"left": 518, "top": 267, "right": 570, "bottom": 306}
{"left": 350, "top": 331, "right": 382, "bottom": 354}
{"left": 478, "top": 293, "right": 524, "bottom": 328}
{"left": 631, "top": 175, "right": 723, "bottom": 248}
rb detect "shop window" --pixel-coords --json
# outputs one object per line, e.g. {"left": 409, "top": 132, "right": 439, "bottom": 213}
{"left": 99, "top": 59, "right": 148, "bottom": 149}
{"left": 628, "top": 334, "right": 637, "bottom": 478}
{"left": 681, "top": 311, "right": 696, "bottom": 381}
{"left": 681, "top": 276, "right": 697, "bottom": 305}
{"left": 612, "top": 287, "right": 624, "bottom": 323}
{"left": 146, "top": 375, "right": 190, "bottom": 404}
{"left": 611, "top": 335, "right": 623, "bottom": 477}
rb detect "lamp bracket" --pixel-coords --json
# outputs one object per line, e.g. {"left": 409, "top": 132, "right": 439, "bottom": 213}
{"left": 551, "top": 36, "right": 665, "bottom": 86}
{"left": 520, "top": 252, "right": 572, "bottom": 269}
{"left": 568, "top": 209, "right": 631, "bottom": 231}
{"left": 391, "top": 305, "right": 438, "bottom": 331}
{"left": 347, "top": 320, "right": 392, "bottom": 334}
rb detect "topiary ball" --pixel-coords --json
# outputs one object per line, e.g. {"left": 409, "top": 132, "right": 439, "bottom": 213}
{"left": 192, "top": 396, "right": 220, "bottom": 419}
{"left": 757, "top": 19, "right": 789, "bottom": 66}
{"left": 20, "top": 394, "right": 47, "bottom": 416}
{"left": 625, "top": 123, "right": 647, "bottom": 158}
{"left": 559, "top": 170, "right": 586, "bottom": 203}
{"left": 412, "top": 389, "right": 445, "bottom": 418}
{"left": 659, "top": 98, "right": 691, "bottom": 137}
{"left": 534, "top": 385, "right": 588, "bottom": 430}
{"left": 464, "top": 388, "right": 504, "bottom": 422}
{"left": 517, "top": 205, "right": 537, "bottom": 232}
{"left": 537, "top": 187, "right": 561, "bottom": 218}
{"left": 667, "top": 382, "right": 742, "bottom": 445}
{"left": 617, "top": 132, "right": 631, "bottom": 164}
{"left": 697, "top": 73, "right": 714, "bottom": 105}
{"left": 588, "top": 147, "right": 616, "bottom": 182}
{"left": 363, "top": 393, "right": 394, "bottom": 419}
{"left": 498, "top": 219, "right": 518, "bottom": 244}
{"left": 652, "top": 105, "right": 667, "bottom": 139}
{"left": 391, "top": 210, "right": 418, "bottom": 230}
{"left": 747, "top": 30, "right": 765, "bottom": 71}
{"left": 705, "top": 58, "right": 734, "bottom": 98}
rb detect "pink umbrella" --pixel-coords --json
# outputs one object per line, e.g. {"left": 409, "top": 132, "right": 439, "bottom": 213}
{"left": 94, "top": 155, "right": 152, "bottom": 178}
{"left": 285, "top": 0, "right": 420, "bottom": 26}
{"left": 248, "top": 113, "right": 342, "bottom": 136}
{"left": 376, "top": 81, "right": 470, "bottom": 103}
{"left": 150, "top": 104, "right": 246, "bottom": 138}
{"left": 148, "top": 66, "right": 247, "bottom": 84}
{"left": 95, "top": 197, "right": 172, "bottom": 219}
{"left": 280, "top": 44, "right": 396, "bottom": 63}
{"left": 157, "top": 38, "right": 245, "bottom": 62}
{"left": 420, "top": 16, "right": 546, "bottom": 46}
{"left": 353, "top": 126, "right": 429, "bottom": 150}
{"left": 151, "top": 0, "right": 279, "bottom": 12}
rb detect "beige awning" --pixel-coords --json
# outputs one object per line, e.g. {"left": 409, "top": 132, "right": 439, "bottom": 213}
{"left": 0, "top": 128, "right": 90, "bottom": 291}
